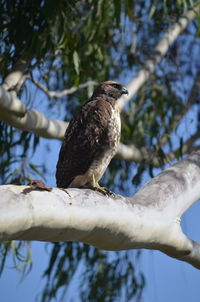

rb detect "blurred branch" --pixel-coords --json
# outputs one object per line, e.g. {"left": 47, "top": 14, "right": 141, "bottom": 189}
{"left": 159, "top": 71, "right": 200, "bottom": 146}
{"left": 27, "top": 76, "right": 98, "bottom": 98}
{"left": 1, "top": 150, "right": 200, "bottom": 269}
{"left": 118, "top": 5, "right": 200, "bottom": 110}
{"left": 116, "top": 143, "right": 161, "bottom": 166}
{"left": 117, "top": 130, "right": 200, "bottom": 166}
{"left": 2, "top": 57, "right": 30, "bottom": 93}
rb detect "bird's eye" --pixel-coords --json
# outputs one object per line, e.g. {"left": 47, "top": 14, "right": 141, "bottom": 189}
{"left": 111, "top": 84, "right": 120, "bottom": 89}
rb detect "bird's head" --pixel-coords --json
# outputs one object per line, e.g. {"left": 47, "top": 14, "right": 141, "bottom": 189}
{"left": 93, "top": 81, "right": 128, "bottom": 100}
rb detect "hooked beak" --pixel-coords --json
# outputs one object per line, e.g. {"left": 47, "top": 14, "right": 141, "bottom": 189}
{"left": 121, "top": 86, "right": 128, "bottom": 95}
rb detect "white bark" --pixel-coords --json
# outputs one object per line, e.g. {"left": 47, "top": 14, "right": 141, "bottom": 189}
{"left": 0, "top": 86, "right": 26, "bottom": 117}
{"left": 2, "top": 58, "right": 29, "bottom": 92}
{"left": 1, "top": 150, "right": 200, "bottom": 269}
{"left": 0, "top": 106, "right": 67, "bottom": 140}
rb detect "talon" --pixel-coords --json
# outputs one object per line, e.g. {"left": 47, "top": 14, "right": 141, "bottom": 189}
{"left": 81, "top": 183, "right": 114, "bottom": 196}
{"left": 58, "top": 187, "right": 71, "bottom": 197}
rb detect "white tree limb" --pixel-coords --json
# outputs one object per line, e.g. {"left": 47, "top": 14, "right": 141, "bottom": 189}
{"left": 0, "top": 107, "right": 67, "bottom": 139}
{"left": 1, "top": 150, "right": 200, "bottom": 269}
{"left": 0, "top": 86, "right": 27, "bottom": 117}
{"left": 2, "top": 58, "right": 29, "bottom": 92}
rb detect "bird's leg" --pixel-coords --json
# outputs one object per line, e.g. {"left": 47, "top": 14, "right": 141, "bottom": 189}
{"left": 82, "top": 175, "right": 114, "bottom": 196}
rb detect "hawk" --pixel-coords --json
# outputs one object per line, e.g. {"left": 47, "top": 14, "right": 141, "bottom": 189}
{"left": 56, "top": 81, "right": 128, "bottom": 194}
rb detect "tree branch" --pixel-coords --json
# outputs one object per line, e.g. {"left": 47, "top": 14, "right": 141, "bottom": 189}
{"left": 1, "top": 150, "right": 200, "bottom": 269}
{"left": 116, "top": 143, "right": 161, "bottom": 166}
{"left": 116, "top": 130, "right": 200, "bottom": 166}
{"left": 0, "top": 86, "right": 27, "bottom": 117}
{"left": 0, "top": 108, "right": 67, "bottom": 139}
{"left": 2, "top": 57, "right": 30, "bottom": 93}
{"left": 26, "top": 76, "right": 98, "bottom": 98}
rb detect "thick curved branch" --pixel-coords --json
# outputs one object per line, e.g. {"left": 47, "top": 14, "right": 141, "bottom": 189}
{"left": 0, "top": 150, "right": 200, "bottom": 269}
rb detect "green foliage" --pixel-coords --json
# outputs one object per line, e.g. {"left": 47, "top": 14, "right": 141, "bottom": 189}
{"left": 0, "top": 241, "right": 32, "bottom": 276}
{"left": 0, "top": 121, "right": 42, "bottom": 185}
{"left": 41, "top": 243, "right": 144, "bottom": 302}
{"left": 1, "top": 0, "right": 200, "bottom": 301}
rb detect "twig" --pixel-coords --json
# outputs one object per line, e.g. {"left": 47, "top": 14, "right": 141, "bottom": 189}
{"left": 26, "top": 76, "right": 98, "bottom": 98}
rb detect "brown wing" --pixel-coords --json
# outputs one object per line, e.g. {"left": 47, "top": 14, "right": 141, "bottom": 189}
{"left": 56, "top": 99, "right": 113, "bottom": 188}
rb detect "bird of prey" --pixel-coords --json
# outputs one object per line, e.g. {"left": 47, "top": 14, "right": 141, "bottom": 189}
{"left": 56, "top": 81, "right": 128, "bottom": 194}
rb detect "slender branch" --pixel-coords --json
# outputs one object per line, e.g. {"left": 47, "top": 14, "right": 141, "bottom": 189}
{"left": 27, "top": 76, "right": 98, "bottom": 98}
{"left": 1, "top": 150, "right": 200, "bottom": 269}
{"left": 117, "top": 5, "right": 200, "bottom": 111}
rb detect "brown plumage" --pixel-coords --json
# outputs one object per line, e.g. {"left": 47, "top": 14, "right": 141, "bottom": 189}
{"left": 56, "top": 81, "right": 128, "bottom": 193}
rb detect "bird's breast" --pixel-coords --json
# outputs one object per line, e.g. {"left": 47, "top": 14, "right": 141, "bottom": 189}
{"left": 69, "top": 106, "right": 121, "bottom": 188}
{"left": 91, "top": 107, "right": 121, "bottom": 181}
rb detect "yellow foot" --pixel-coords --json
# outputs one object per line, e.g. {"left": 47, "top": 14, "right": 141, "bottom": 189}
{"left": 82, "top": 184, "right": 114, "bottom": 196}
